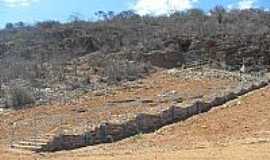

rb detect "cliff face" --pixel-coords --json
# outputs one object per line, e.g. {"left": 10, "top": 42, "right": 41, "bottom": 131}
{"left": 203, "top": 34, "right": 270, "bottom": 70}
{"left": 169, "top": 34, "right": 269, "bottom": 71}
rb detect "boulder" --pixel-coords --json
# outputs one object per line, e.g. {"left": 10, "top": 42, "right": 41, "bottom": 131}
{"left": 142, "top": 49, "right": 185, "bottom": 69}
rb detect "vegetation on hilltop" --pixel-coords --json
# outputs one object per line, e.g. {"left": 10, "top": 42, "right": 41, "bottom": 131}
{"left": 1, "top": 6, "right": 270, "bottom": 109}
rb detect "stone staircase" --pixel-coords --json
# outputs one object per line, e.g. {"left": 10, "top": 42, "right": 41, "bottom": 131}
{"left": 10, "top": 134, "right": 55, "bottom": 152}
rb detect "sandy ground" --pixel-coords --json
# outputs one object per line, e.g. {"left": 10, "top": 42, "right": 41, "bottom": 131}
{"left": 1, "top": 80, "right": 270, "bottom": 159}
{"left": 1, "top": 143, "right": 270, "bottom": 160}
{"left": 0, "top": 70, "right": 238, "bottom": 141}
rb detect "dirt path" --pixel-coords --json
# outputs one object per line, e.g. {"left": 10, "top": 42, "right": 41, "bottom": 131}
{"left": 2, "top": 142, "right": 270, "bottom": 160}
{"left": 48, "top": 143, "right": 270, "bottom": 160}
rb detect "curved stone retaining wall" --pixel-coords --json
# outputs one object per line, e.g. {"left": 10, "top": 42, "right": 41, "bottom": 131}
{"left": 38, "top": 80, "right": 269, "bottom": 152}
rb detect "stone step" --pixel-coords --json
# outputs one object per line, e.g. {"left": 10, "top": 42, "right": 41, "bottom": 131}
{"left": 26, "top": 138, "right": 51, "bottom": 143}
{"left": 45, "top": 133, "right": 57, "bottom": 138}
{"left": 16, "top": 141, "right": 48, "bottom": 147}
{"left": 27, "top": 133, "right": 56, "bottom": 141}
{"left": 10, "top": 133, "right": 56, "bottom": 151}
{"left": 11, "top": 143, "right": 43, "bottom": 151}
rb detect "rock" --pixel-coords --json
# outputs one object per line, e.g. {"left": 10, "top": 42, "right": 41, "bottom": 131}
{"left": 172, "top": 97, "right": 184, "bottom": 103}
{"left": 107, "top": 99, "right": 136, "bottom": 104}
{"left": 71, "top": 108, "right": 88, "bottom": 113}
{"left": 141, "top": 49, "right": 184, "bottom": 69}
{"left": 167, "top": 68, "right": 179, "bottom": 75}
{"left": 93, "top": 91, "right": 105, "bottom": 96}
{"left": 141, "top": 99, "right": 154, "bottom": 104}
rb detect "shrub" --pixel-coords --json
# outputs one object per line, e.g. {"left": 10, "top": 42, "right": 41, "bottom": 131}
{"left": 103, "top": 60, "right": 151, "bottom": 84}
{"left": 6, "top": 87, "right": 35, "bottom": 109}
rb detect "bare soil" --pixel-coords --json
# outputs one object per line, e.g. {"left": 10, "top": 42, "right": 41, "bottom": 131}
{"left": 0, "top": 70, "right": 238, "bottom": 141}
{"left": 1, "top": 70, "right": 270, "bottom": 160}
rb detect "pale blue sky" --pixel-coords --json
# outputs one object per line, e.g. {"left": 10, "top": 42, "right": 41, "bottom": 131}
{"left": 0, "top": 0, "right": 269, "bottom": 27}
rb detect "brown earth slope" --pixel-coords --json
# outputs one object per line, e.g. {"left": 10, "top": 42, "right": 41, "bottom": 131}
{"left": 0, "top": 69, "right": 239, "bottom": 142}
{"left": 0, "top": 70, "right": 269, "bottom": 159}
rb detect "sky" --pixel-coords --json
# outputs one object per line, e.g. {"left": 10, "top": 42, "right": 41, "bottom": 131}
{"left": 0, "top": 0, "right": 270, "bottom": 27}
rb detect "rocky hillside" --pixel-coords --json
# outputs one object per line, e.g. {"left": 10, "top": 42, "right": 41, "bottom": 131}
{"left": 0, "top": 8, "right": 270, "bottom": 109}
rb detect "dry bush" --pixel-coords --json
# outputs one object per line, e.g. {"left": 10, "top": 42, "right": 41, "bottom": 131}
{"left": 104, "top": 59, "right": 151, "bottom": 84}
{"left": 6, "top": 87, "right": 35, "bottom": 109}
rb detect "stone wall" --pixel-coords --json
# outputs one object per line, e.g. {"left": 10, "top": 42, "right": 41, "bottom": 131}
{"left": 141, "top": 49, "right": 185, "bottom": 69}
{"left": 38, "top": 80, "right": 269, "bottom": 152}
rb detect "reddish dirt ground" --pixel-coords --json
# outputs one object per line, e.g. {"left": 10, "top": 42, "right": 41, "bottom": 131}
{"left": 0, "top": 70, "right": 237, "bottom": 142}
{"left": 1, "top": 70, "right": 269, "bottom": 160}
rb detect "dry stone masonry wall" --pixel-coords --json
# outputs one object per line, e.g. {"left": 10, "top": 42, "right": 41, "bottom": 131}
{"left": 36, "top": 79, "right": 270, "bottom": 152}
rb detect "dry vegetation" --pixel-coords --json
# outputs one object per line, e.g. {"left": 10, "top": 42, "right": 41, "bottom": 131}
{"left": 1, "top": 7, "right": 270, "bottom": 109}
{"left": 0, "top": 6, "right": 270, "bottom": 160}
{"left": 0, "top": 72, "right": 270, "bottom": 160}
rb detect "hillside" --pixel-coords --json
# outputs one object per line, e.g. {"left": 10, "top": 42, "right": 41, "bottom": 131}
{"left": 0, "top": 69, "right": 269, "bottom": 159}
{"left": 1, "top": 8, "right": 270, "bottom": 110}
{"left": 1, "top": 7, "right": 270, "bottom": 160}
